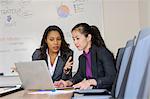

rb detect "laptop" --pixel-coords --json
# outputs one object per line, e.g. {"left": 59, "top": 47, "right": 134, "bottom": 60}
{"left": 15, "top": 60, "right": 73, "bottom": 90}
{"left": 15, "top": 60, "right": 56, "bottom": 90}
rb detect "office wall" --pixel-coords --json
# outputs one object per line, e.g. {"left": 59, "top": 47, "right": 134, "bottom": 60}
{"left": 102, "top": 0, "right": 140, "bottom": 55}
{"left": 1, "top": 0, "right": 148, "bottom": 75}
{"left": 0, "top": 0, "right": 103, "bottom": 75}
{"left": 139, "top": 0, "right": 150, "bottom": 28}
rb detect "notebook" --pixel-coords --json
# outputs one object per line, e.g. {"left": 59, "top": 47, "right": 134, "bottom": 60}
{"left": 15, "top": 60, "right": 73, "bottom": 90}
{"left": 0, "top": 85, "right": 22, "bottom": 97}
{"left": 74, "top": 89, "right": 109, "bottom": 95}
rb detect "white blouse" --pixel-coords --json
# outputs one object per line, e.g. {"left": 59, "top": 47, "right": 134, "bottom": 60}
{"left": 46, "top": 49, "right": 60, "bottom": 76}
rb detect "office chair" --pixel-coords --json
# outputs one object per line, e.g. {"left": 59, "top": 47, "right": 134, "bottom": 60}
{"left": 115, "top": 47, "right": 125, "bottom": 72}
{"left": 114, "top": 38, "right": 135, "bottom": 98}
{"left": 137, "top": 58, "right": 150, "bottom": 99}
{"left": 124, "top": 28, "right": 150, "bottom": 99}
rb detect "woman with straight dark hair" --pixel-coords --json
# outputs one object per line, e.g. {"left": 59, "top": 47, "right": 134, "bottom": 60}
{"left": 32, "top": 25, "right": 73, "bottom": 82}
{"left": 54, "top": 23, "right": 116, "bottom": 90}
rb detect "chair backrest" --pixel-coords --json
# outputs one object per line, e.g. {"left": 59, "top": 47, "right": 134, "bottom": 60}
{"left": 136, "top": 56, "right": 150, "bottom": 99}
{"left": 115, "top": 38, "right": 135, "bottom": 98}
{"left": 115, "top": 47, "right": 125, "bottom": 72}
{"left": 124, "top": 28, "right": 150, "bottom": 99}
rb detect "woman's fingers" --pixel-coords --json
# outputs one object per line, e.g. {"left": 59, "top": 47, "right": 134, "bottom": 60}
{"left": 73, "top": 80, "right": 92, "bottom": 89}
{"left": 54, "top": 80, "right": 65, "bottom": 88}
{"left": 64, "top": 56, "right": 73, "bottom": 70}
{"left": 67, "top": 56, "right": 72, "bottom": 62}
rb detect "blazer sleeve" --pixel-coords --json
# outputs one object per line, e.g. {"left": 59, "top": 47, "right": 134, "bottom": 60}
{"left": 69, "top": 55, "right": 85, "bottom": 84}
{"left": 32, "top": 49, "right": 41, "bottom": 61}
{"left": 95, "top": 47, "right": 116, "bottom": 90}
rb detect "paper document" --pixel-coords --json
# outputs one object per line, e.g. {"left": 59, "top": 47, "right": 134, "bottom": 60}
{"left": 28, "top": 89, "right": 74, "bottom": 95}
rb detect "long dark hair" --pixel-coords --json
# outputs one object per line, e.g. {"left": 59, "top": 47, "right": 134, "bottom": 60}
{"left": 71, "top": 23, "right": 106, "bottom": 48}
{"left": 72, "top": 23, "right": 116, "bottom": 65}
{"left": 40, "top": 25, "right": 70, "bottom": 57}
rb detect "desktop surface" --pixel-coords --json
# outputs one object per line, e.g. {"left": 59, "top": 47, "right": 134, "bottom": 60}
{"left": 0, "top": 90, "right": 73, "bottom": 99}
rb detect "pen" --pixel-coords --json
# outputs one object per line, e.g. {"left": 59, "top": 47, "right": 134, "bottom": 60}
{"left": 37, "top": 89, "right": 56, "bottom": 92}
{"left": 0, "top": 86, "right": 16, "bottom": 88}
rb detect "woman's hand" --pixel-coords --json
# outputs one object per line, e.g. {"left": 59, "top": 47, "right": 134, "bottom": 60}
{"left": 64, "top": 56, "right": 73, "bottom": 74}
{"left": 54, "top": 80, "right": 66, "bottom": 88}
{"left": 73, "top": 79, "right": 97, "bottom": 89}
{"left": 54, "top": 80, "right": 73, "bottom": 88}
{"left": 11, "top": 65, "right": 17, "bottom": 73}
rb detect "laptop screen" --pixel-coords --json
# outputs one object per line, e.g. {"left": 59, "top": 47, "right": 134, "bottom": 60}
{"left": 15, "top": 60, "right": 55, "bottom": 90}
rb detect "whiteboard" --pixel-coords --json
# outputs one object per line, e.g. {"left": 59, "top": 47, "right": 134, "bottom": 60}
{"left": 0, "top": 0, "right": 104, "bottom": 75}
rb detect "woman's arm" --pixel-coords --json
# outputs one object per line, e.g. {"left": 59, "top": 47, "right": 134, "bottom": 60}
{"left": 96, "top": 47, "right": 116, "bottom": 90}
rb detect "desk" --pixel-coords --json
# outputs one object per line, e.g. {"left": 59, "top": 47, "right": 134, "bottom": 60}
{"left": 0, "top": 90, "right": 73, "bottom": 99}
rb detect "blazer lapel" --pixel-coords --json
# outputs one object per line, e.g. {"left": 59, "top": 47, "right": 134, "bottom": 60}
{"left": 81, "top": 55, "right": 86, "bottom": 77}
{"left": 52, "top": 56, "right": 64, "bottom": 80}
{"left": 91, "top": 45, "right": 98, "bottom": 78}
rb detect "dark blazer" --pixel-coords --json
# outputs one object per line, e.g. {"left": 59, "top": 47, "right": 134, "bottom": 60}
{"left": 32, "top": 49, "right": 73, "bottom": 82}
{"left": 70, "top": 44, "right": 116, "bottom": 90}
